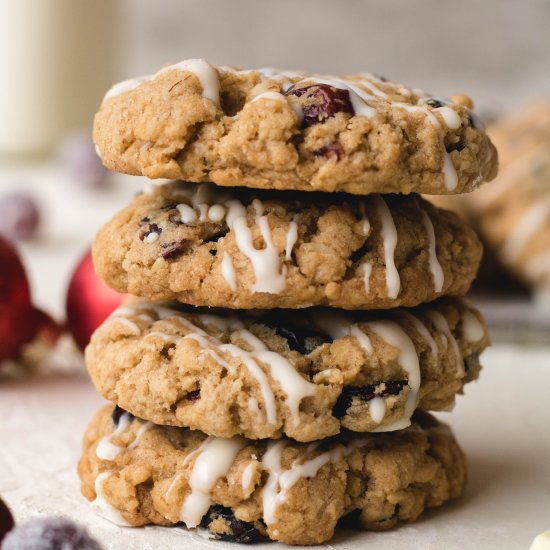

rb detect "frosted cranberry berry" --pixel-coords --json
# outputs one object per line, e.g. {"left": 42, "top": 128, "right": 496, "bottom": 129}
{"left": 0, "top": 192, "right": 40, "bottom": 241}
{"left": 2, "top": 517, "right": 101, "bottom": 550}
{"left": 58, "top": 132, "right": 109, "bottom": 189}
{"left": 0, "top": 496, "right": 14, "bottom": 544}
{"left": 285, "top": 84, "right": 354, "bottom": 127}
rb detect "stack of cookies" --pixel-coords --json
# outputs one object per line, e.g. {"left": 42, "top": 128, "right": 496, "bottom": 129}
{"left": 78, "top": 59, "right": 497, "bottom": 545}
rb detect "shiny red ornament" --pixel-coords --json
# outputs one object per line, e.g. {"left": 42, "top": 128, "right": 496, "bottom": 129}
{"left": 0, "top": 236, "right": 59, "bottom": 363}
{"left": 66, "top": 250, "right": 125, "bottom": 351}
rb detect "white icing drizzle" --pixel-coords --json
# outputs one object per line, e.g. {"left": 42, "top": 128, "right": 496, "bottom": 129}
{"left": 399, "top": 102, "right": 458, "bottom": 190}
{"left": 420, "top": 209, "right": 444, "bottom": 293}
{"left": 108, "top": 317, "right": 141, "bottom": 336}
{"left": 96, "top": 414, "right": 152, "bottom": 461}
{"left": 91, "top": 472, "right": 131, "bottom": 527}
{"left": 361, "top": 262, "right": 373, "bottom": 296}
{"left": 232, "top": 199, "right": 285, "bottom": 293}
{"left": 314, "top": 311, "right": 373, "bottom": 355}
{"left": 437, "top": 106, "right": 462, "bottom": 130}
{"left": 221, "top": 252, "right": 237, "bottom": 291}
{"left": 284, "top": 216, "right": 299, "bottom": 261}
{"left": 349, "top": 326, "right": 373, "bottom": 354}
{"left": 105, "top": 59, "right": 220, "bottom": 106}
{"left": 159, "top": 59, "right": 220, "bottom": 106}
{"left": 400, "top": 311, "right": 438, "bottom": 357}
{"left": 219, "top": 344, "right": 278, "bottom": 425}
{"left": 177, "top": 203, "right": 198, "bottom": 223}
{"left": 373, "top": 196, "right": 400, "bottom": 299}
{"left": 197, "top": 203, "right": 209, "bottom": 221}
{"left": 427, "top": 310, "right": 461, "bottom": 371}
{"left": 313, "top": 311, "right": 353, "bottom": 339}
{"left": 235, "top": 328, "right": 316, "bottom": 425}
{"left": 461, "top": 309, "right": 485, "bottom": 343}
{"left": 261, "top": 441, "right": 344, "bottom": 526}
{"left": 501, "top": 199, "right": 550, "bottom": 262}
{"left": 104, "top": 76, "right": 151, "bottom": 100}
{"left": 208, "top": 204, "right": 226, "bottom": 222}
{"left": 248, "top": 397, "right": 260, "bottom": 415}
{"left": 365, "top": 320, "right": 420, "bottom": 432}
{"left": 359, "top": 202, "right": 371, "bottom": 236}
{"left": 369, "top": 396, "right": 386, "bottom": 423}
{"left": 241, "top": 461, "right": 259, "bottom": 494}
{"left": 180, "top": 437, "right": 246, "bottom": 528}
{"left": 144, "top": 231, "right": 159, "bottom": 243}
{"left": 96, "top": 413, "right": 131, "bottom": 461}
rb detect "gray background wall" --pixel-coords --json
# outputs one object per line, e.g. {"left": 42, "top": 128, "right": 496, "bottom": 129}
{"left": 117, "top": 0, "right": 550, "bottom": 116}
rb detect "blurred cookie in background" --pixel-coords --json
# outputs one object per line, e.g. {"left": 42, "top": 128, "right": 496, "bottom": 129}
{"left": 429, "top": 101, "right": 550, "bottom": 304}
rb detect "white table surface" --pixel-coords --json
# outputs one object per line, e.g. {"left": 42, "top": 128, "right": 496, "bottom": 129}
{"left": 0, "top": 161, "right": 549, "bottom": 549}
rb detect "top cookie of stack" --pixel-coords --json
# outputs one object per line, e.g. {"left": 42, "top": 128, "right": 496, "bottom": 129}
{"left": 93, "top": 59, "right": 497, "bottom": 195}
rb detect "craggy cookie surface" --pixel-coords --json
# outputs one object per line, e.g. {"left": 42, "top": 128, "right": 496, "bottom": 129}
{"left": 93, "top": 59, "right": 497, "bottom": 195}
{"left": 79, "top": 406, "right": 466, "bottom": 545}
{"left": 92, "top": 181, "right": 482, "bottom": 310}
{"left": 86, "top": 298, "right": 489, "bottom": 441}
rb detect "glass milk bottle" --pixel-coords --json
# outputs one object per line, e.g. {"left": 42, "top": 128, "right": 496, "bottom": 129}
{"left": 0, "top": 0, "right": 115, "bottom": 157}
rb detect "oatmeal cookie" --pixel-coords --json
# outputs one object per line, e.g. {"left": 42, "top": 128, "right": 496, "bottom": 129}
{"left": 93, "top": 59, "right": 497, "bottom": 195}
{"left": 85, "top": 298, "right": 489, "bottom": 441}
{"left": 92, "top": 181, "right": 482, "bottom": 310}
{"left": 78, "top": 406, "right": 466, "bottom": 545}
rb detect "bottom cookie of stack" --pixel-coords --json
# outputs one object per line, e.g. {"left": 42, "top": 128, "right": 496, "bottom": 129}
{"left": 78, "top": 405, "right": 466, "bottom": 545}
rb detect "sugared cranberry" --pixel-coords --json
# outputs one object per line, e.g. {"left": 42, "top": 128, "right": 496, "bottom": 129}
{"left": 0, "top": 496, "right": 14, "bottom": 544}
{"left": 285, "top": 84, "right": 354, "bottom": 127}
{"left": 58, "top": 132, "right": 110, "bottom": 190}
{"left": 0, "top": 192, "right": 40, "bottom": 241}
{"left": 2, "top": 517, "right": 101, "bottom": 550}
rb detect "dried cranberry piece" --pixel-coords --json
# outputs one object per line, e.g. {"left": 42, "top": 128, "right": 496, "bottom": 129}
{"left": 260, "top": 315, "right": 332, "bottom": 355}
{"left": 160, "top": 240, "right": 188, "bottom": 259}
{"left": 285, "top": 84, "right": 354, "bottom": 127}
{"left": 425, "top": 98, "right": 446, "bottom": 108}
{"left": 200, "top": 505, "right": 267, "bottom": 543}
{"left": 184, "top": 390, "right": 201, "bottom": 401}
{"left": 139, "top": 223, "right": 162, "bottom": 241}
{"left": 446, "top": 141, "right": 465, "bottom": 153}
{"left": 314, "top": 140, "right": 344, "bottom": 160}
{"left": 332, "top": 379, "right": 408, "bottom": 419}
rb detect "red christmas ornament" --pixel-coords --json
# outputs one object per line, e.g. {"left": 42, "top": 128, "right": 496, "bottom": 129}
{"left": 0, "top": 236, "right": 59, "bottom": 363}
{"left": 66, "top": 250, "right": 125, "bottom": 351}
